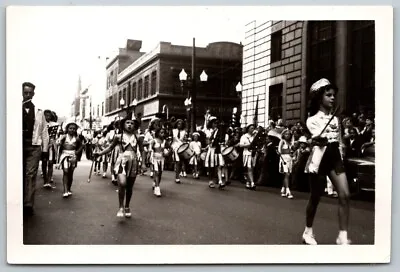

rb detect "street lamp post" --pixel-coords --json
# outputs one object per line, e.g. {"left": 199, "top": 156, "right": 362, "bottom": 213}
{"left": 178, "top": 64, "right": 208, "bottom": 133}
{"left": 184, "top": 97, "right": 192, "bottom": 132}
{"left": 236, "top": 82, "right": 243, "bottom": 127}
{"left": 89, "top": 96, "right": 93, "bottom": 131}
{"left": 130, "top": 98, "right": 138, "bottom": 119}
{"left": 119, "top": 98, "right": 125, "bottom": 118}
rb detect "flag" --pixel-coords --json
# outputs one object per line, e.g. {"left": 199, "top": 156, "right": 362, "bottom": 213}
{"left": 253, "top": 95, "right": 259, "bottom": 126}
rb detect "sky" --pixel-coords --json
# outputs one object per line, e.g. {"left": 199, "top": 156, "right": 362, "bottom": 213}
{"left": 7, "top": 6, "right": 257, "bottom": 118}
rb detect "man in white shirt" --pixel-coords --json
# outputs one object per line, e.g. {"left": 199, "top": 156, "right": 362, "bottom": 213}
{"left": 22, "top": 82, "right": 49, "bottom": 216}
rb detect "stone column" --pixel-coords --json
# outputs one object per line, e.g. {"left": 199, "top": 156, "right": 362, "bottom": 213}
{"left": 335, "top": 21, "right": 348, "bottom": 112}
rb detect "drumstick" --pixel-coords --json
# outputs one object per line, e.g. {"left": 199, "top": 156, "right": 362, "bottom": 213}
{"left": 87, "top": 159, "right": 95, "bottom": 183}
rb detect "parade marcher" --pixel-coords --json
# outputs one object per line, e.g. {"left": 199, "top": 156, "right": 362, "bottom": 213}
{"left": 76, "top": 129, "right": 87, "bottom": 162}
{"left": 278, "top": 128, "right": 294, "bottom": 198}
{"left": 171, "top": 119, "right": 187, "bottom": 183}
{"left": 92, "top": 132, "right": 103, "bottom": 175}
{"left": 85, "top": 130, "right": 93, "bottom": 161}
{"left": 143, "top": 118, "right": 160, "bottom": 179}
{"left": 227, "top": 127, "right": 244, "bottom": 183}
{"left": 302, "top": 78, "right": 351, "bottom": 245}
{"left": 22, "top": 82, "right": 49, "bottom": 216}
{"left": 189, "top": 132, "right": 202, "bottom": 179}
{"left": 204, "top": 116, "right": 226, "bottom": 189}
{"left": 239, "top": 124, "right": 257, "bottom": 190}
{"left": 94, "top": 112, "right": 141, "bottom": 218}
{"left": 42, "top": 110, "right": 59, "bottom": 189}
{"left": 56, "top": 120, "right": 84, "bottom": 198}
{"left": 149, "top": 127, "right": 170, "bottom": 197}
{"left": 107, "top": 120, "right": 121, "bottom": 185}
{"left": 219, "top": 124, "right": 231, "bottom": 184}
{"left": 292, "top": 135, "right": 310, "bottom": 192}
{"left": 99, "top": 129, "right": 110, "bottom": 178}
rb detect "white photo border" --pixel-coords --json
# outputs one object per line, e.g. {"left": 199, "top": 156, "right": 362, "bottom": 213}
{"left": 6, "top": 5, "right": 393, "bottom": 264}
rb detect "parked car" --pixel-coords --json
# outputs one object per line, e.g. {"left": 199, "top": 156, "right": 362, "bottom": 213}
{"left": 346, "top": 144, "right": 375, "bottom": 197}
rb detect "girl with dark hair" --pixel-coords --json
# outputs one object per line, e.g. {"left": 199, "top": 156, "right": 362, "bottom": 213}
{"left": 302, "top": 78, "right": 351, "bottom": 245}
{"left": 107, "top": 120, "right": 121, "bottom": 185}
{"left": 278, "top": 129, "right": 294, "bottom": 198}
{"left": 42, "top": 110, "right": 59, "bottom": 188}
{"left": 92, "top": 131, "right": 103, "bottom": 175}
{"left": 204, "top": 116, "right": 225, "bottom": 189}
{"left": 56, "top": 121, "right": 84, "bottom": 198}
{"left": 171, "top": 119, "right": 187, "bottom": 183}
{"left": 239, "top": 124, "right": 257, "bottom": 190}
{"left": 143, "top": 118, "right": 160, "bottom": 181}
{"left": 94, "top": 115, "right": 141, "bottom": 218}
{"left": 149, "top": 127, "right": 170, "bottom": 197}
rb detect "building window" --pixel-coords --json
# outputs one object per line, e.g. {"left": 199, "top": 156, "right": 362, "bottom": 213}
{"left": 101, "top": 102, "right": 104, "bottom": 116}
{"left": 151, "top": 71, "right": 157, "bottom": 95}
{"left": 123, "top": 88, "right": 127, "bottom": 105}
{"left": 144, "top": 76, "right": 150, "bottom": 98}
{"left": 109, "top": 96, "right": 113, "bottom": 112}
{"left": 271, "top": 30, "right": 282, "bottom": 63}
{"left": 349, "top": 20, "right": 375, "bottom": 114}
{"left": 132, "top": 82, "right": 137, "bottom": 100}
{"left": 118, "top": 91, "right": 122, "bottom": 108}
{"left": 308, "top": 21, "right": 336, "bottom": 89}
{"left": 138, "top": 79, "right": 143, "bottom": 100}
{"left": 110, "top": 71, "right": 114, "bottom": 87}
{"left": 97, "top": 105, "right": 100, "bottom": 117}
{"left": 269, "top": 83, "right": 283, "bottom": 122}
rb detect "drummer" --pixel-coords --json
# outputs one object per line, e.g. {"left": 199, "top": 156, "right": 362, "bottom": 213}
{"left": 171, "top": 119, "right": 187, "bottom": 184}
{"left": 220, "top": 124, "right": 231, "bottom": 185}
{"left": 239, "top": 124, "right": 257, "bottom": 190}
{"left": 189, "top": 132, "right": 202, "bottom": 179}
{"left": 204, "top": 116, "right": 225, "bottom": 189}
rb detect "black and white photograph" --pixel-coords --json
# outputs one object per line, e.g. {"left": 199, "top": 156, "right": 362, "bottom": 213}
{"left": 6, "top": 6, "right": 392, "bottom": 264}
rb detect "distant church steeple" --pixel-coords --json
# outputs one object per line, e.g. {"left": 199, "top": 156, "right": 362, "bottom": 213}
{"left": 76, "top": 75, "right": 82, "bottom": 98}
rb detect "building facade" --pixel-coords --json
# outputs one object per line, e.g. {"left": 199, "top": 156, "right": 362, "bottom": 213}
{"left": 242, "top": 20, "right": 375, "bottom": 127}
{"left": 106, "top": 40, "right": 243, "bottom": 130}
{"left": 104, "top": 40, "right": 146, "bottom": 124}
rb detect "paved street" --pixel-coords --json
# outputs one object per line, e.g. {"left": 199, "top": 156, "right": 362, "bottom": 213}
{"left": 24, "top": 158, "right": 375, "bottom": 245}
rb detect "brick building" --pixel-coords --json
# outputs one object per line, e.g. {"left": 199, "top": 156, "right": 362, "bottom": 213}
{"left": 106, "top": 40, "right": 243, "bottom": 130}
{"left": 104, "top": 40, "right": 146, "bottom": 123}
{"left": 242, "top": 20, "right": 375, "bottom": 127}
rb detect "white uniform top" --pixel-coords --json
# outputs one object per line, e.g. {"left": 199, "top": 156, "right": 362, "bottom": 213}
{"left": 189, "top": 141, "right": 202, "bottom": 155}
{"left": 172, "top": 128, "right": 186, "bottom": 150}
{"left": 306, "top": 111, "right": 340, "bottom": 143}
{"left": 107, "top": 130, "right": 117, "bottom": 143}
{"left": 239, "top": 133, "right": 254, "bottom": 156}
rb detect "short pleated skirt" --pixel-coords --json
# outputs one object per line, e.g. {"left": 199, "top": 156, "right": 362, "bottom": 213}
{"left": 109, "top": 144, "right": 121, "bottom": 164}
{"left": 41, "top": 144, "right": 57, "bottom": 163}
{"left": 243, "top": 153, "right": 257, "bottom": 168}
{"left": 279, "top": 154, "right": 293, "bottom": 174}
{"left": 59, "top": 150, "right": 77, "bottom": 170}
{"left": 205, "top": 147, "right": 225, "bottom": 168}
{"left": 316, "top": 142, "right": 345, "bottom": 176}
{"left": 152, "top": 153, "right": 165, "bottom": 172}
{"left": 114, "top": 151, "right": 138, "bottom": 178}
{"left": 189, "top": 154, "right": 200, "bottom": 166}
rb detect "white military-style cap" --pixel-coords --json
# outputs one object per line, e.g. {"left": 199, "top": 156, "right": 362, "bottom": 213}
{"left": 310, "top": 78, "right": 331, "bottom": 93}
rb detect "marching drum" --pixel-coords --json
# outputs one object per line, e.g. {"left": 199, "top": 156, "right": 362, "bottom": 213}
{"left": 177, "top": 143, "right": 195, "bottom": 160}
{"left": 222, "top": 146, "right": 239, "bottom": 162}
{"left": 200, "top": 151, "right": 207, "bottom": 161}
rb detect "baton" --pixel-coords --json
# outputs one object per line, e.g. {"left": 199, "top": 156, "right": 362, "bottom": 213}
{"left": 275, "top": 147, "right": 287, "bottom": 165}
{"left": 318, "top": 106, "right": 340, "bottom": 137}
{"left": 87, "top": 159, "right": 95, "bottom": 183}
